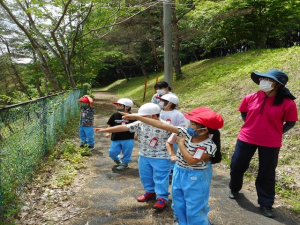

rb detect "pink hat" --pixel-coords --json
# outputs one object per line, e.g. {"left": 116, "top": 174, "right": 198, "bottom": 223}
{"left": 184, "top": 107, "right": 224, "bottom": 129}
{"left": 78, "top": 96, "right": 90, "bottom": 104}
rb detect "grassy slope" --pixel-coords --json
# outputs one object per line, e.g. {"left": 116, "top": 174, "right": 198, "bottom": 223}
{"left": 99, "top": 47, "right": 300, "bottom": 211}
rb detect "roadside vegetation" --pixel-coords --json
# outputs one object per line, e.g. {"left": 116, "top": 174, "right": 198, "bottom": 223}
{"left": 4, "top": 115, "right": 91, "bottom": 225}
{"left": 100, "top": 46, "right": 300, "bottom": 213}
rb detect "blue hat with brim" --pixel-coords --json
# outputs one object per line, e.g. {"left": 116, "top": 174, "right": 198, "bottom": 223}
{"left": 251, "top": 69, "right": 288, "bottom": 86}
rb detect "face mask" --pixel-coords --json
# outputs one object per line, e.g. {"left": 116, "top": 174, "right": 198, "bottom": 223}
{"left": 157, "top": 89, "right": 166, "bottom": 95}
{"left": 81, "top": 103, "right": 88, "bottom": 107}
{"left": 158, "top": 101, "right": 165, "bottom": 109}
{"left": 259, "top": 80, "right": 274, "bottom": 92}
{"left": 187, "top": 127, "right": 206, "bottom": 137}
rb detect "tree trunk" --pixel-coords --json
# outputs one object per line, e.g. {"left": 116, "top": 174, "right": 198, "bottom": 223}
{"left": 133, "top": 58, "right": 148, "bottom": 78}
{"left": 172, "top": 9, "right": 182, "bottom": 76}
{"left": 147, "top": 9, "right": 164, "bottom": 69}
{"left": 2, "top": 39, "right": 31, "bottom": 99}
{"left": 118, "top": 66, "right": 129, "bottom": 81}
{"left": 35, "top": 76, "right": 43, "bottom": 97}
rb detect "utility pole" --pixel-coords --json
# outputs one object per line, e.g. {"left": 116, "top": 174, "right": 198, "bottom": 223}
{"left": 163, "top": 0, "right": 173, "bottom": 89}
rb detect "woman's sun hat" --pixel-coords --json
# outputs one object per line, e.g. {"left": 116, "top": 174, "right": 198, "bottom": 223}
{"left": 184, "top": 107, "right": 224, "bottom": 129}
{"left": 251, "top": 69, "right": 288, "bottom": 86}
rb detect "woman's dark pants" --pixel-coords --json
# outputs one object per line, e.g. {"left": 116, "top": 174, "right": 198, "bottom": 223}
{"left": 229, "top": 139, "right": 280, "bottom": 207}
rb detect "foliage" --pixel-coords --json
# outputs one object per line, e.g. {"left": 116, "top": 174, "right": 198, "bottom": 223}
{"left": 99, "top": 46, "right": 300, "bottom": 212}
{"left": 1, "top": 0, "right": 300, "bottom": 104}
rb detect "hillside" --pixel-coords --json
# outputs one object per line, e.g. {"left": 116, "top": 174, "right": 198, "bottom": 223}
{"left": 99, "top": 47, "right": 300, "bottom": 212}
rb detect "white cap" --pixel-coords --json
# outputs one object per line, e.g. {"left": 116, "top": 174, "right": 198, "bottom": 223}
{"left": 113, "top": 98, "right": 133, "bottom": 107}
{"left": 137, "top": 103, "right": 161, "bottom": 115}
{"left": 156, "top": 94, "right": 179, "bottom": 105}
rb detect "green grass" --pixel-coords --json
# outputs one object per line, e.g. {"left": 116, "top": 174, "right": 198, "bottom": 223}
{"left": 97, "top": 46, "right": 300, "bottom": 212}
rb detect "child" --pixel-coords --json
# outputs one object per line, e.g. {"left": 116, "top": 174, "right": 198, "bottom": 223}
{"left": 156, "top": 94, "right": 187, "bottom": 182}
{"left": 106, "top": 98, "right": 135, "bottom": 170}
{"left": 95, "top": 103, "right": 172, "bottom": 210}
{"left": 151, "top": 81, "right": 174, "bottom": 105}
{"left": 78, "top": 95, "right": 95, "bottom": 149}
{"left": 122, "top": 107, "right": 224, "bottom": 225}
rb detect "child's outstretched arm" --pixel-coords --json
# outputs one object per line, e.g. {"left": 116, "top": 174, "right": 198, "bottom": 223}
{"left": 121, "top": 113, "right": 179, "bottom": 134}
{"left": 105, "top": 125, "right": 111, "bottom": 138}
{"left": 95, "top": 125, "right": 128, "bottom": 133}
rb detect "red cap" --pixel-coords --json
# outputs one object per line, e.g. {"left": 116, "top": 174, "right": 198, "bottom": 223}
{"left": 184, "top": 107, "right": 224, "bottom": 129}
{"left": 78, "top": 96, "right": 90, "bottom": 104}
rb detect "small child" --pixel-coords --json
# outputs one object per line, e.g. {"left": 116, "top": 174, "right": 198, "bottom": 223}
{"left": 95, "top": 103, "right": 172, "bottom": 210}
{"left": 122, "top": 107, "right": 224, "bottom": 225}
{"left": 106, "top": 98, "right": 135, "bottom": 170}
{"left": 78, "top": 95, "right": 95, "bottom": 149}
{"left": 156, "top": 94, "right": 187, "bottom": 182}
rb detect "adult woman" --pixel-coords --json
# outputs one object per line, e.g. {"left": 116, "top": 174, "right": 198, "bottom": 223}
{"left": 229, "top": 69, "right": 298, "bottom": 218}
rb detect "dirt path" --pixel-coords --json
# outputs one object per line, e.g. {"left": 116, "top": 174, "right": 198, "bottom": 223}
{"left": 64, "top": 91, "right": 300, "bottom": 225}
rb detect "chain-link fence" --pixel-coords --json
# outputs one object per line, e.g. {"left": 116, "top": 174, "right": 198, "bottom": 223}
{"left": 0, "top": 89, "right": 86, "bottom": 220}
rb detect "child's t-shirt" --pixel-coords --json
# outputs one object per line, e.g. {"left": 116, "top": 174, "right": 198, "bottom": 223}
{"left": 107, "top": 112, "right": 135, "bottom": 141}
{"left": 80, "top": 107, "right": 94, "bottom": 127}
{"left": 159, "top": 110, "right": 187, "bottom": 126}
{"left": 176, "top": 127, "right": 217, "bottom": 170}
{"left": 126, "top": 120, "right": 172, "bottom": 159}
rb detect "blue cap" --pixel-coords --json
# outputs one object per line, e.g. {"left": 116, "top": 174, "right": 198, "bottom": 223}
{"left": 251, "top": 69, "right": 288, "bottom": 86}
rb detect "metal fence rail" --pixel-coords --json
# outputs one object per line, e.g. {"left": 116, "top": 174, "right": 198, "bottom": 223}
{"left": 0, "top": 89, "right": 86, "bottom": 220}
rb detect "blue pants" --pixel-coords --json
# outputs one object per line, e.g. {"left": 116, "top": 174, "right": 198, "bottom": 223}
{"left": 138, "top": 155, "right": 171, "bottom": 202}
{"left": 172, "top": 163, "right": 212, "bottom": 225}
{"left": 79, "top": 126, "right": 95, "bottom": 147}
{"left": 109, "top": 139, "right": 134, "bottom": 164}
{"left": 229, "top": 139, "right": 280, "bottom": 207}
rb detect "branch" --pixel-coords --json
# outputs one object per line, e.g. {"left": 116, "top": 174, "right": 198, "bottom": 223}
{"left": 52, "top": 0, "right": 73, "bottom": 33}
{"left": 176, "top": 4, "right": 195, "bottom": 22}
{"left": 50, "top": 0, "right": 74, "bottom": 69}
{"left": 16, "top": 0, "right": 62, "bottom": 62}
{"left": 82, "top": 0, "right": 161, "bottom": 38}
{"left": 69, "top": 3, "right": 93, "bottom": 62}
{"left": 0, "top": 1, "right": 38, "bottom": 49}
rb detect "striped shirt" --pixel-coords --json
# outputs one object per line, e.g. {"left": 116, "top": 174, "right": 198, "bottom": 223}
{"left": 176, "top": 127, "right": 217, "bottom": 170}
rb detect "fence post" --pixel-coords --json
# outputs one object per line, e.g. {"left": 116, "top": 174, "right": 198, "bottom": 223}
{"left": 0, "top": 154, "right": 3, "bottom": 223}
{"left": 41, "top": 98, "right": 47, "bottom": 155}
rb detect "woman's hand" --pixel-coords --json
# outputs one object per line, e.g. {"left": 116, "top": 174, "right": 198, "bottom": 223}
{"left": 105, "top": 133, "right": 111, "bottom": 138}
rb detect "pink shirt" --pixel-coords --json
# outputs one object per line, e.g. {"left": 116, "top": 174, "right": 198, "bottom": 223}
{"left": 238, "top": 91, "right": 298, "bottom": 147}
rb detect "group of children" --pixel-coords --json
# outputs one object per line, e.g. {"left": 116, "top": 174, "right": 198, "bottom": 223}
{"left": 78, "top": 82, "right": 224, "bottom": 225}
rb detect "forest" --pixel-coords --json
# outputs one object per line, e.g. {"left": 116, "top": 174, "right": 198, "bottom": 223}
{"left": 1, "top": 0, "right": 300, "bottom": 106}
